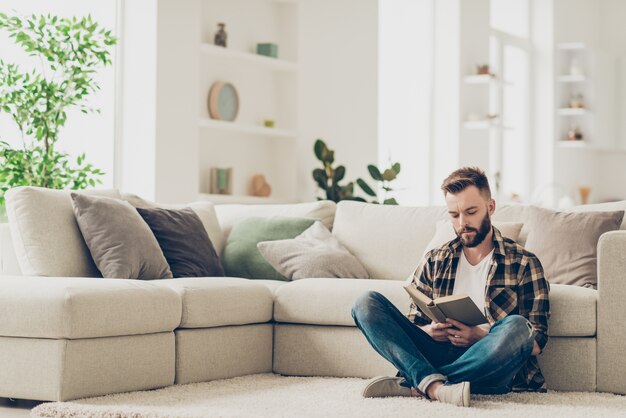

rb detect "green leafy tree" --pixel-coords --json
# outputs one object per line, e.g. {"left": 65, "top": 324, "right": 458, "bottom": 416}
{"left": 0, "top": 12, "right": 117, "bottom": 205}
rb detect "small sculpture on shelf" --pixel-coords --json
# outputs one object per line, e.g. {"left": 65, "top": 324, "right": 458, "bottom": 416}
{"left": 476, "top": 64, "right": 491, "bottom": 75}
{"left": 569, "top": 93, "right": 585, "bottom": 109}
{"left": 567, "top": 126, "right": 583, "bottom": 141}
{"left": 569, "top": 58, "right": 583, "bottom": 76}
{"left": 250, "top": 174, "right": 271, "bottom": 197}
{"left": 214, "top": 22, "right": 227, "bottom": 47}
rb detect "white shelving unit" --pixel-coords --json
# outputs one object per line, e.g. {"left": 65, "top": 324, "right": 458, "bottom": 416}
{"left": 554, "top": 42, "right": 593, "bottom": 147}
{"left": 197, "top": 0, "right": 299, "bottom": 204}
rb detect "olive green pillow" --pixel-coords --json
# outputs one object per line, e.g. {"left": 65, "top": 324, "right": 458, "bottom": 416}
{"left": 222, "top": 217, "right": 316, "bottom": 281}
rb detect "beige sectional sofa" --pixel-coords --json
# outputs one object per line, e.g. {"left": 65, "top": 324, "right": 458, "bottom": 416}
{"left": 0, "top": 190, "right": 625, "bottom": 401}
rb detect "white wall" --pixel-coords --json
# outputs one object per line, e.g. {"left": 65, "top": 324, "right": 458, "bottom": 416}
{"left": 0, "top": 1, "right": 117, "bottom": 188}
{"left": 120, "top": 0, "right": 200, "bottom": 204}
{"left": 155, "top": 0, "right": 200, "bottom": 203}
{"left": 378, "top": 0, "right": 433, "bottom": 206}
{"left": 119, "top": 0, "right": 157, "bottom": 199}
{"left": 297, "top": 0, "right": 379, "bottom": 202}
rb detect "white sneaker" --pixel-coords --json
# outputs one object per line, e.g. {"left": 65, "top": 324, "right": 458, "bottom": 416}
{"left": 362, "top": 376, "right": 413, "bottom": 398}
{"left": 435, "top": 381, "right": 470, "bottom": 407}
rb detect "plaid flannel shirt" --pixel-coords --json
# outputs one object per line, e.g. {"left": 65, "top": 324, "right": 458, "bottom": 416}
{"left": 407, "top": 227, "right": 550, "bottom": 391}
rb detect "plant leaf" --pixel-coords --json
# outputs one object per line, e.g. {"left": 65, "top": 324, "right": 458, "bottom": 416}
{"left": 368, "top": 165, "right": 383, "bottom": 181}
{"left": 356, "top": 178, "right": 376, "bottom": 197}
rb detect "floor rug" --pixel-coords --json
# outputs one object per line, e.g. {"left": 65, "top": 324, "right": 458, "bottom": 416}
{"left": 31, "top": 373, "right": 626, "bottom": 418}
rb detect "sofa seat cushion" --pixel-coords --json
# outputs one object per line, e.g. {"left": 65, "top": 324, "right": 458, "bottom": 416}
{"left": 273, "top": 279, "right": 597, "bottom": 337}
{"left": 254, "top": 279, "right": 288, "bottom": 295}
{"left": 152, "top": 278, "right": 273, "bottom": 328}
{"left": 0, "top": 277, "right": 181, "bottom": 339}
{"left": 274, "top": 278, "right": 409, "bottom": 326}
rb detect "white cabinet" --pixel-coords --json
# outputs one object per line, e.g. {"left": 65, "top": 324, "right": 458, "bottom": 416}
{"left": 197, "top": 0, "right": 299, "bottom": 203}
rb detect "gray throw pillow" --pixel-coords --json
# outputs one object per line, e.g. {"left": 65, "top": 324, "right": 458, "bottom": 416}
{"left": 136, "top": 206, "right": 224, "bottom": 278}
{"left": 257, "top": 221, "right": 370, "bottom": 280}
{"left": 523, "top": 206, "right": 624, "bottom": 288}
{"left": 71, "top": 193, "right": 173, "bottom": 279}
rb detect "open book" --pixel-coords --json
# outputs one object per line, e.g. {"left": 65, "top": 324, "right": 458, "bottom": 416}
{"left": 404, "top": 284, "right": 488, "bottom": 326}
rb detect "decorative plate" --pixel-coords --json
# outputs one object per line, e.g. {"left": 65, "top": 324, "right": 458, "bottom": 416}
{"left": 208, "top": 81, "right": 239, "bottom": 121}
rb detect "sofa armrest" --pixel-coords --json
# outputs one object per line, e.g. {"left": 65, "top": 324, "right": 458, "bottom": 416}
{"left": 597, "top": 230, "right": 626, "bottom": 394}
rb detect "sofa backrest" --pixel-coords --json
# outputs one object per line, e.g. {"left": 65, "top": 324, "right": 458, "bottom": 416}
{"left": 332, "top": 201, "right": 448, "bottom": 280}
{"left": 214, "top": 201, "right": 337, "bottom": 242}
{"left": 332, "top": 199, "right": 626, "bottom": 281}
{"left": 0, "top": 224, "right": 21, "bottom": 275}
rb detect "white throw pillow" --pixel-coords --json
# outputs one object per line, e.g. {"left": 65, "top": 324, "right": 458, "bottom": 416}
{"left": 6, "top": 186, "right": 122, "bottom": 277}
{"left": 423, "top": 219, "right": 524, "bottom": 256}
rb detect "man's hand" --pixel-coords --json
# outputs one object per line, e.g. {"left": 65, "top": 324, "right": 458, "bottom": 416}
{"left": 420, "top": 321, "right": 453, "bottom": 342}
{"left": 532, "top": 340, "right": 541, "bottom": 356}
{"left": 444, "top": 318, "right": 489, "bottom": 347}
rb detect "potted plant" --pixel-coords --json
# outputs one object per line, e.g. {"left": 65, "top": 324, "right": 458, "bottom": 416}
{"left": 0, "top": 12, "right": 117, "bottom": 220}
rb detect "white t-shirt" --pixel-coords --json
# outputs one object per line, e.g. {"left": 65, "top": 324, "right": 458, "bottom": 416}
{"left": 452, "top": 248, "right": 495, "bottom": 316}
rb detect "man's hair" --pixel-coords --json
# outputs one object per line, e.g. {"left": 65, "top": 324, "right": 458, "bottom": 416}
{"left": 441, "top": 167, "right": 491, "bottom": 199}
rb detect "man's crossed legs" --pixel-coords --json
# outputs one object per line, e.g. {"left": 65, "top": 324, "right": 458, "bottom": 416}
{"left": 351, "top": 291, "right": 535, "bottom": 407}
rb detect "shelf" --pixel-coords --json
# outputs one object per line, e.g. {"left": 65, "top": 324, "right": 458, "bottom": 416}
{"left": 556, "top": 140, "right": 591, "bottom": 148}
{"left": 462, "top": 120, "right": 511, "bottom": 130}
{"left": 199, "top": 118, "right": 297, "bottom": 139}
{"left": 200, "top": 43, "right": 298, "bottom": 72}
{"left": 464, "top": 74, "right": 496, "bottom": 84}
{"left": 556, "top": 141, "right": 626, "bottom": 152}
{"left": 557, "top": 74, "right": 587, "bottom": 83}
{"left": 557, "top": 108, "right": 588, "bottom": 116}
{"left": 557, "top": 42, "right": 586, "bottom": 50}
{"left": 198, "top": 193, "right": 299, "bottom": 204}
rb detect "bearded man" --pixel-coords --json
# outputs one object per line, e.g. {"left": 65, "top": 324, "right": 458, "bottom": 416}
{"left": 351, "top": 167, "right": 550, "bottom": 407}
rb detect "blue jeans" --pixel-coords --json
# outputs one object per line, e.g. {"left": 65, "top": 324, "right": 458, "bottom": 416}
{"left": 351, "top": 291, "right": 534, "bottom": 394}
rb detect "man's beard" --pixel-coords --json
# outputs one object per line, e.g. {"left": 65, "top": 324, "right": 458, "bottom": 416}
{"left": 456, "top": 213, "right": 492, "bottom": 248}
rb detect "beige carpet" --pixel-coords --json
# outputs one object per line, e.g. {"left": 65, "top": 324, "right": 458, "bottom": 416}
{"left": 31, "top": 373, "right": 626, "bottom": 418}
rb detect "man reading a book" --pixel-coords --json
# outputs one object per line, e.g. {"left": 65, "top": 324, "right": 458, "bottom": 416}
{"left": 351, "top": 167, "right": 550, "bottom": 407}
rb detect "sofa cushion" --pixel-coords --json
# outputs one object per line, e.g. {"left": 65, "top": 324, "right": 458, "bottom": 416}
{"left": 493, "top": 200, "right": 626, "bottom": 246}
{"left": 136, "top": 207, "right": 224, "bottom": 278}
{"left": 273, "top": 279, "right": 596, "bottom": 337}
{"left": 568, "top": 200, "right": 626, "bottom": 229}
{"left": 214, "top": 200, "right": 336, "bottom": 242}
{"left": 152, "top": 278, "right": 273, "bottom": 328}
{"left": 331, "top": 201, "right": 448, "bottom": 280}
{"left": 0, "top": 276, "right": 181, "bottom": 339}
{"left": 71, "top": 193, "right": 173, "bottom": 280}
{"left": 257, "top": 221, "right": 369, "bottom": 280}
{"left": 5, "top": 186, "right": 122, "bottom": 277}
{"left": 122, "top": 194, "right": 225, "bottom": 256}
{"left": 423, "top": 220, "right": 524, "bottom": 255}
{"left": 222, "top": 217, "right": 315, "bottom": 281}
{"left": 524, "top": 206, "right": 624, "bottom": 288}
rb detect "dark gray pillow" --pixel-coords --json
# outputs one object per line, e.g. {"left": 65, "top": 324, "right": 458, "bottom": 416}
{"left": 70, "top": 193, "right": 173, "bottom": 279}
{"left": 137, "top": 207, "right": 224, "bottom": 278}
{"left": 257, "top": 221, "right": 369, "bottom": 280}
